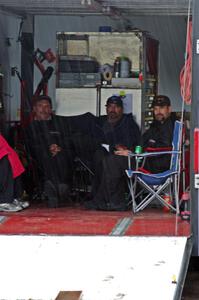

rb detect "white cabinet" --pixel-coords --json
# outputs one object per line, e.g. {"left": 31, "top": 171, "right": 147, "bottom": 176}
{"left": 56, "top": 87, "right": 142, "bottom": 125}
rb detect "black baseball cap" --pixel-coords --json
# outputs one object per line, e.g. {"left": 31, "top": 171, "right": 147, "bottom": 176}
{"left": 33, "top": 95, "right": 52, "bottom": 107}
{"left": 106, "top": 95, "right": 123, "bottom": 108}
{"left": 152, "top": 95, "right": 171, "bottom": 107}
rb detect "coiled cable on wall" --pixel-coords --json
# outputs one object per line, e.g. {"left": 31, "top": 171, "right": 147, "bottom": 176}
{"left": 180, "top": 19, "right": 192, "bottom": 106}
{"left": 176, "top": 0, "right": 192, "bottom": 233}
{"left": 103, "top": 71, "right": 113, "bottom": 82}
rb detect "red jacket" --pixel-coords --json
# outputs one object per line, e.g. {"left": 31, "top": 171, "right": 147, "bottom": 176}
{"left": 0, "top": 134, "right": 25, "bottom": 178}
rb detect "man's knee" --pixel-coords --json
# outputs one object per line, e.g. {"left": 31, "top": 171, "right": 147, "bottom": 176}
{"left": 103, "top": 154, "right": 128, "bottom": 174}
{"left": 0, "top": 156, "right": 12, "bottom": 179}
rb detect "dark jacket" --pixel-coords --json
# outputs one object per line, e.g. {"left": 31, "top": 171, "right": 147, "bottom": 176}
{"left": 65, "top": 113, "right": 98, "bottom": 159}
{"left": 25, "top": 115, "right": 72, "bottom": 164}
{"left": 67, "top": 112, "right": 140, "bottom": 158}
{"left": 142, "top": 113, "right": 177, "bottom": 173}
{"left": 93, "top": 113, "right": 141, "bottom": 152}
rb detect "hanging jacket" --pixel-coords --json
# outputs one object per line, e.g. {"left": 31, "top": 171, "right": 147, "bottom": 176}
{"left": 0, "top": 134, "right": 25, "bottom": 178}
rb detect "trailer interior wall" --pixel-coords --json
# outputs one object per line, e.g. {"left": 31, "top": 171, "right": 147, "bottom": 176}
{"left": 0, "top": 14, "right": 187, "bottom": 120}
{"left": 0, "top": 11, "right": 21, "bottom": 122}
{"left": 34, "top": 15, "right": 187, "bottom": 113}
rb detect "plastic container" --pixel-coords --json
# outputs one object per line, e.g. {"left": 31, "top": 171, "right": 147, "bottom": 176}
{"left": 120, "top": 57, "right": 131, "bottom": 78}
{"left": 114, "top": 56, "right": 131, "bottom": 78}
{"left": 180, "top": 191, "right": 190, "bottom": 221}
{"left": 99, "top": 26, "right": 112, "bottom": 32}
{"left": 135, "top": 145, "right": 142, "bottom": 154}
{"left": 163, "top": 194, "right": 172, "bottom": 212}
{"left": 114, "top": 57, "right": 120, "bottom": 78}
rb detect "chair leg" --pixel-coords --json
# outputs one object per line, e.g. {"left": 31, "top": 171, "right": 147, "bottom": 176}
{"left": 173, "top": 174, "right": 180, "bottom": 214}
{"left": 127, "top": 177, "right": 137, "bottom": 213}
{"left": 134, "top": 177, "right": 179, "bottom": 213}
{"left": 135, "top": 178, "right": 169, "bottom": 212}
{"left": 127, "top": 174, "right": 179, "bottom": 214}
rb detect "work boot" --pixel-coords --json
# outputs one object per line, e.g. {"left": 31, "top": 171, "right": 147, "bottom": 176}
{"left": 0, "top": 202, "right": 23, "bottom": 212}
{"left": 44, "top": 180, "right": 58, "bottom": 208}
{"left": 84, "top": 198, "right": 107, "bottom": 210}
{"left": 13, "top": 198, "right": 30, "bottom": 209}
{"left": 58, "top": 183, "right": 72, "bottom": 206}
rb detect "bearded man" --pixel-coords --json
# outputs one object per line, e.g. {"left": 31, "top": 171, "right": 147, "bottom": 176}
{"left": 85, "top": 95, "right": 141, "bottom": 211}
{"left": 142, "top": 95, "right": 177, "bottom": 173}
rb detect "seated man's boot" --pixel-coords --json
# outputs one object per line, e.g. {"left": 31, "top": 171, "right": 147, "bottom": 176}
{"left": 84, "top": 199, "right": 107, "bottom": 210}
{"left": 106, "top": 202, "right": 130, "bottom": 211}
{"left": 44, "top": 180, "right": 59, "bottom": 208}
{"left": 58, "top": 183, "right": 72, "bottom": 206}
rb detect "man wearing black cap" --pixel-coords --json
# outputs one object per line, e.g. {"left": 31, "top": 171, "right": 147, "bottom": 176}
{"left": 142, "top": 95, "right": 177, "bottom": 173}
{"left": 105, "top": 95, "right": 124, "bottom": 124}
{"left": 25, "top": 95, "right": 73, "bottom": 207}
{"left": 85, "top": 95, "right": 141, "bottom": 211}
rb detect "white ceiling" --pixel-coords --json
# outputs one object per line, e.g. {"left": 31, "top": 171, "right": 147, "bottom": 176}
{"left": 0, "top": 0, "right": 192, "bottom": 18}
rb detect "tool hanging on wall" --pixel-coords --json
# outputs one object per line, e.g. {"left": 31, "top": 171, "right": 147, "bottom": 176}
{"left": 13, "top": 48, "right": 56, "bottom": 127}
{"left": 33, "top": 48, "right": 56, "bottom": 99}
{"left": 11, "top": 66, "right": 30, "bottom": 127}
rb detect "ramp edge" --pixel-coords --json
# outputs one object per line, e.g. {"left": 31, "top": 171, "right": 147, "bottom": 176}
{"left": 174, "top": 236, "right": 193, "bottom": 300}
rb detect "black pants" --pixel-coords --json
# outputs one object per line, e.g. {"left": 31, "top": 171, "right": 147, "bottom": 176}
{"left": 0, "top": 156, "right": 23, "bottom": 203}
{"left": 92, "top": 148, "right": 134, "bottom": 207}
{"left": 37, "top": 150, "right": 73, "bottom": 187}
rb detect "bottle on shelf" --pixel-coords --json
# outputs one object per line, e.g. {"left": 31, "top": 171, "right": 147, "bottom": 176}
{"left": 114, "top": 57, "right": 120, "bottom": 78}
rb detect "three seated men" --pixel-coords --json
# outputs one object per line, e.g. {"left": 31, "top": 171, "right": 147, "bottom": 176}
{"left": 24, "top": 94, "right": 176, "bottom": 210}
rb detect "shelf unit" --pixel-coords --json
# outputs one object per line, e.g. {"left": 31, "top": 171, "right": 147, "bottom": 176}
{"left": 55, "top": 31, "right": 159, "bottom": 130}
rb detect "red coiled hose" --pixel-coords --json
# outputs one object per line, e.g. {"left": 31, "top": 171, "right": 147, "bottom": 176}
{"left": 180, "top": 20, "right": 192, "bottom": 105}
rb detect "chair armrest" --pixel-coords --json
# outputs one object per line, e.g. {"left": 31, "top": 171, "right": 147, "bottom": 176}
{"left": 144, "top": 147, "right": 172, "bottom": 152}
{"left": 129, "top": 150, "right": 180, "bottom": 158}
{"left": 127, "top": 150, "right": 181, "bottom": 170}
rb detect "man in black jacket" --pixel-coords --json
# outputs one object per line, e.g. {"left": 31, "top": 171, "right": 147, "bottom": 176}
{"left": 25, "top": 95, "right": 73, "bottom": 207}
{"left": 85, "top": 95, "right": 141, "bottom": 211}
{"left": 142, "top": 95, "right": 177, "bottom": 173}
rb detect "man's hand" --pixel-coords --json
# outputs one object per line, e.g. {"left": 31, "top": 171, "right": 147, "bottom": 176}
{"left": 115, "top": 144, "right": 128, "bottom": 151}
{"left": 114, "top": 149, "right": 130, "bottom": 156}
{"left": 49, "top": 144, "right": 61, "bottom": 157}
{"left": 114, "top": 144, "right": 129, "bottom": 156}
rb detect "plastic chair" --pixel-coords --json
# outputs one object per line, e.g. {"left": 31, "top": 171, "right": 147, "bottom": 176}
{"left": 126, "top": 120, "right": 182, "bottom": 214}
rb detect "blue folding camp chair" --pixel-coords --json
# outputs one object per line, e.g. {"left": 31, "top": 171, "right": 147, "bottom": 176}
{"left": 126, "top": 120, "right": 182, "bottom": 214}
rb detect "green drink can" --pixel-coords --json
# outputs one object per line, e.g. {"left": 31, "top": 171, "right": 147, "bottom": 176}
{"left": 135, "top": 145, "right": 142, "bottom": 154}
